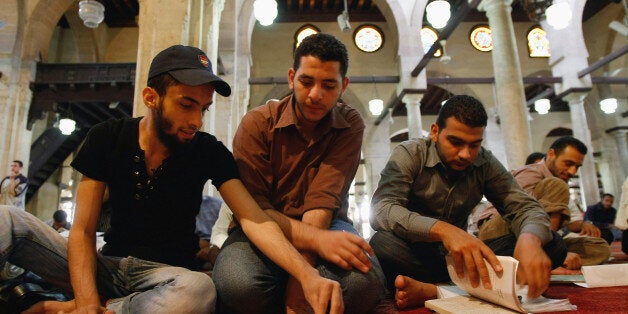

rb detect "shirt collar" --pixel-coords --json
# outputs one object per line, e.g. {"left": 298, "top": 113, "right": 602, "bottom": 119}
{"left": 274, "top": 95, "right": 351, "bottom": 132}
{"left": 424, "top": 138, "right": 489, "bottom": 170}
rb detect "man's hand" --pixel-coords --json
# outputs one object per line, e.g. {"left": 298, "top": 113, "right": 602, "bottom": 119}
{"left": 313, "top": 230, "right": 373, "bottom": 273}
{"left": 298, "top": 270, "right": 344, "bottom": 314}
{"left": 562, "top": 252, "right": 582, "bottom": 270}
{"left": 513, "top": 233, "right": 551, "bottom": 298}
{"left": 579, "top": 222, "right": 601, "bottom": 237}
{"left": 433, "top": 221, "right": 502, "bottom": 289}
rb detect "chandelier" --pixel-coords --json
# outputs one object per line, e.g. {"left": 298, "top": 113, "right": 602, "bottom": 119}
{"left": 78, "top": 0, "right": 105, "bottom": 28}
{"left": 521, "top": 0, "right": 552, "bottom": 23}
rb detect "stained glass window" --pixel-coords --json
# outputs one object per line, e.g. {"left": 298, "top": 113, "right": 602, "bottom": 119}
{"left": 354, "top": 25, "right": 384, "bottom": 53}
{"left": 469, "top": 25, "right": 493, "bottom": 52}
{"left": 527, "top": 26, "right": 551, "bottom": 57}
{"left": 420, "top": 26, "right": 442, "bottom": 57}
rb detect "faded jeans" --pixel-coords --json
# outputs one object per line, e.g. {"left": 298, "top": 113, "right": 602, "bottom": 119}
{"left": 0, "top": 205, "right": 215, "bottom": 313}
{"left": 213, "top": 219, "right": 387, "bottom": 314}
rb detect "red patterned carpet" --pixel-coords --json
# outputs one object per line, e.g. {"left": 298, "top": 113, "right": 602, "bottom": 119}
{"left": 375, "top": 241, "right": 628, "bottom": 314}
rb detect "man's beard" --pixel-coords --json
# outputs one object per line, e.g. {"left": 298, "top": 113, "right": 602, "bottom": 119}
{"left": 154, "top": 102, "right": 191, "bottom": 153}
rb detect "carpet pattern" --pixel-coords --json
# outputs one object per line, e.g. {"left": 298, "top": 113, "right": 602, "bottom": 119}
{"left": 374, "top": 241, "right": 628, "bottom": 313}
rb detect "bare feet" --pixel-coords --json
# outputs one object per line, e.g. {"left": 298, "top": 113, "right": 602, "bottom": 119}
{"left": 22, "top": 300, "right": 75, "bottom": 314}
{"left": 394, "top": 275, "right": 437, "bottom": 309}
{"left": 550, "top": 266, "right": 582, "bottom": 275}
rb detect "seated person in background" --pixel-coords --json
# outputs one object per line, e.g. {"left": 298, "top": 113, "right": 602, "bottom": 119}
{"left": 585, "top": 193, "right": 618, "bottom": 245}
{"left": 213, "top": 33, "right": 386, "bottom": 314}
{"left": 369, "top": 95, "right": 566, "bottom": 309}
{"left": 46, "top": 210, "right": 72, "bottom": 232}
{"left": 195, "top": 195, "right": 223, "bottom": 269}
{"left": 525, "top": 152, "right": 546, "bottom": 165}
{"left": 1, "top": 44, "right": 346, "bottom": 314}
{"left": 480, "top": 137, "right": 610, "bottom": 273}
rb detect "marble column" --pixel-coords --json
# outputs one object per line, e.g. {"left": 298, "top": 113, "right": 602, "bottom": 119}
{"left": 404, "top": 94, "right": 423, "bottom": 139}
{"left": 566, "top": 94, "right": 600, "bottom": 207}
{"left": 478, "top": 0, "right": 532, "bottom": 168}
{"left": 133, "top": 0, "right": 226, "bottom": 117}
{"left": 0, "top": 57, "right": 35, "bottom": 177}
{"left": 609, "top": 128, "right": 628, "bottom": 178}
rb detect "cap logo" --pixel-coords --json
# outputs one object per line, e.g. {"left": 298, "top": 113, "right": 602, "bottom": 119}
{"left": 198, "top": 55, "right": 210, "bottom": 68}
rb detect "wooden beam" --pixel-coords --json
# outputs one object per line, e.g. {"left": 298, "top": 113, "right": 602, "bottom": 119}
{"left": 578, "top": 44, "right": 628, "bottom": 78}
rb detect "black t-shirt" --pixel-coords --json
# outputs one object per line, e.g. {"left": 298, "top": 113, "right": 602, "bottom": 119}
{"left": 71, "top": 117, "right": 239, "bottom": 269}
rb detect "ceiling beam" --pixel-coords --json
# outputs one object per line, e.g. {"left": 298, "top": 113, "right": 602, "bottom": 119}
{"left": 411, "top": 0, "right": 482, "bottom": 77}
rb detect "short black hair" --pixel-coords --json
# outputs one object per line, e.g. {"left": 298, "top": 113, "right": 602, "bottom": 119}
{"left": 436, "top": 95, "right": 488, "bottom": 129}
{"left": 147, "top": 73, "right": 180, "bottom": 97}
{"left": 12, "top": 160, "right": 23, "bottom": 168}
{"left": 525, "top": 152, "right": 546, "bottom": 165}
{"left": 53, "top": 210, "right": 67, "bottom": 223}
{"left": 549, "top": 136, "right": 587, "bottom": 156}
{"left": 602, "top": 193, "right": 614, "bottom": 199}
{"left": 293, "top": 33, "right": 349, "bottom": 78}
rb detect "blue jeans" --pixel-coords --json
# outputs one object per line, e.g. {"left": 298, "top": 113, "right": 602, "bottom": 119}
{"left": 0, "top": 205, "right": 215, "bottom": 313}
{"left": 370, "top": 229, "right": 567, "bottom": 289}
{"left": 213, "top": 219, "right": 387, "bottom": 314}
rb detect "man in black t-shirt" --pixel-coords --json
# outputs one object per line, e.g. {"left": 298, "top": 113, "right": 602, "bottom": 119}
{"left": 0, "top": 45, "right": 356, "bottom": 314}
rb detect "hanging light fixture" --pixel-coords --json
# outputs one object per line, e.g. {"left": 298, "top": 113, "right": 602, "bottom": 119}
{"left": 78, "top": 0, "right": 105, "bottom": 28}
{"left": 545, "top": 0, "right": 572, "bottom": 30}
{"left": 426, "top": 0, "right": 451, "bottom": 29}
{"left": 59, "top": 118, "right": 76, "bottom": 135}
{"left": 369, "top": 99, "right": 384, "bottom": 116}
{"left": 600, "top": 97, "right": 618, "bottom": 114}
{"left": 254, "top": 0, "right": 278, "bottom": 26}
{"left": 368, "top": 78, "right": 384, "bottom": 116}
{"left": 534, "top": 98, "right": 551, "bottom": 115}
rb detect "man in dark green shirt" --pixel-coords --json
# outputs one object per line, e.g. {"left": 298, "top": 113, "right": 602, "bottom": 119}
{"left": 370, "top": 95, "right": 566, "bottom": 309}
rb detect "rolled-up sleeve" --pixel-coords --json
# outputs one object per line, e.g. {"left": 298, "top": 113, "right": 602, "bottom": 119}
{"left": 483, "top": 156, "right": 553, "bottom": 244}
{"left": 371, "top": 143, "right": 438, "bottom": 242}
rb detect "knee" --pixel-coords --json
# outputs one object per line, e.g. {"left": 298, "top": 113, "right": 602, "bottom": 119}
{"left": 339, "top": 267, "right": 387, "bottom": 312}
{"left": 370, "top": 231, "right": 397, "bottom": 256}
{"left": 175, "top": 272, "right": 216, "bottom": 312}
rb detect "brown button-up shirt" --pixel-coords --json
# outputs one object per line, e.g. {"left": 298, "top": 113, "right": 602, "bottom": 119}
{"left": 233, "top": 95, "right": 364, "bottom": 220}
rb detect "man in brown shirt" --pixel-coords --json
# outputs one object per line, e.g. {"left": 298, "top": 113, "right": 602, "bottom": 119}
{"left": 213, "top": 33, "right": 386, "bottom": 314}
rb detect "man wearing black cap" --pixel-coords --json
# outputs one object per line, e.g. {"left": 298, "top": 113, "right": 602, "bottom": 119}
{"left": 0, "top": 45, "right": 346, "bottom": 313}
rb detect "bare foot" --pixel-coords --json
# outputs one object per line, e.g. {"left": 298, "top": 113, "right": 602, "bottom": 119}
{"left": 22, "top": 300, "right": 75, "bottom": 314}
{"left": 394, "top": 275, "right": 437, "bottom": 309}
{"left": 550, "top": 266, "right": 582, "bottom": 275}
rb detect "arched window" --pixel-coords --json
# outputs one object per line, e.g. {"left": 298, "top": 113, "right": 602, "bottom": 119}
{"left": 527, "top": 26, "right": 551, "bottom": 57}
{"left": 420, "top": 26, "right": 442, "bottom": 57}
{"left": 469, "top": 25, "right": 493, "bottom": 52}
{"left": 354, "top": 24, "right": 384, "bottom": 53}
{"left": 295, "top": 24, "right": 320, "bottom": 49}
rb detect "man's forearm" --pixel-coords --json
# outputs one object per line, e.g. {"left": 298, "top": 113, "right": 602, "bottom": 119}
{"left": 263, "top": 209, "right": 326, "bottom": 252}
{"left": 68, "top": 231, "right": 101, "bottom": 308}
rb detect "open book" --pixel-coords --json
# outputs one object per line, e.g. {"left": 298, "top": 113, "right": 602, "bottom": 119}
{"left": 425, "top": 255, "right": 577, "bottom": 313}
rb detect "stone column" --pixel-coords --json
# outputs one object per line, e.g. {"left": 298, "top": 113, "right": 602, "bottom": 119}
{"left": 364, "top": 116, "right": 392, "bottom": 196}
{"left": 609, "top": 128, "right": 628, "bottom": 178}
{"left": 404, "top": 94, "right": 423, "bottom": 139}
{"left": 133, "top": 0, "right": 226, "bottom": 120}
{"left": 566, "top": 94, "right": 600, "bottom": 206}
{"left": 478, "top": 0, "right": 532, "bottom": 168}
{"left": 0, "top": 57, "right": 35, "bottom": 177}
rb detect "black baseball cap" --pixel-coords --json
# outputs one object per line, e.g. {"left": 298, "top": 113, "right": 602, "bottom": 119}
{"left": 148, "top": 45, "right": 231, "bottom": 97}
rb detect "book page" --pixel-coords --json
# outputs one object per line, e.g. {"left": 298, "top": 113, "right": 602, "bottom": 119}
{"left": 582, "top": 264, "right": 628, "bottom": 287}
{"left": 445, "top": 255, "right": 525, "bottom": 313}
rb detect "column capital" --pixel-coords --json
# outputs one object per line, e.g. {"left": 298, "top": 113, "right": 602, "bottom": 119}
{"left": 403, "top": 93, "right": 423, "bottom": 105}
{"left": 605, "top": 126, "right": 628, "bottom": 135}
{"left": 477, "top": 0, "right": 514, "bottom": 12}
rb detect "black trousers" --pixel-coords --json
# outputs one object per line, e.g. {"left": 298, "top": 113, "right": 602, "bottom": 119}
{"left": 370, "top": 230, "right": 567, "bottom": 290}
